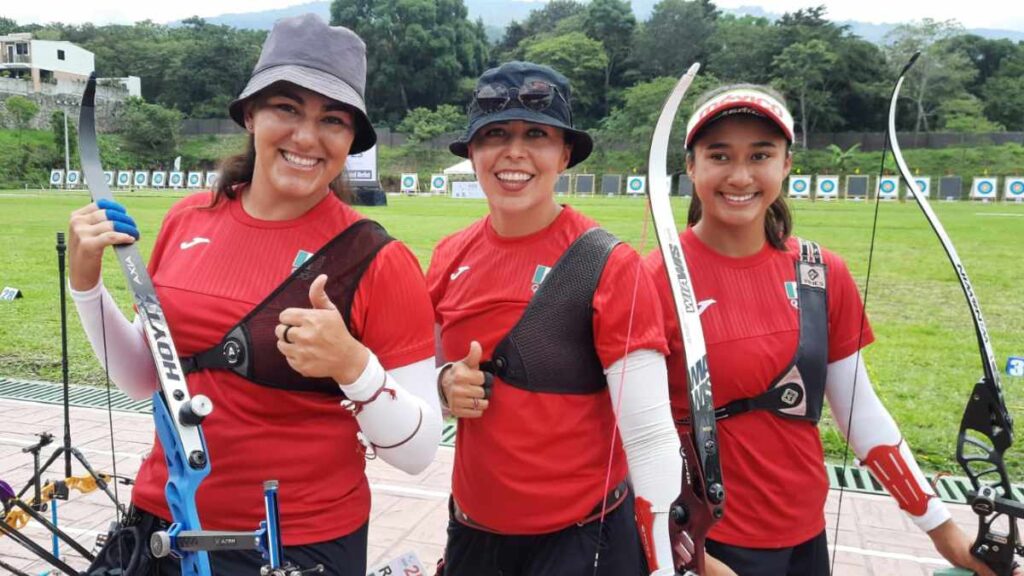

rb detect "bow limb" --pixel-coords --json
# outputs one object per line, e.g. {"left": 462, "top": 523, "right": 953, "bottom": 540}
{"left": 79, "top": 73, "right": 213, "bottom": 576}
{"left": 887, "top": 53, "right": 1020, "bottom": 576}
{"left": 648, "top": 63, "right": 725, "bottom": 576}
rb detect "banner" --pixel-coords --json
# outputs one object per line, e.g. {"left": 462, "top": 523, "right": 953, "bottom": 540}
{"left": 626, "top": 175, "right": 646, "bottom": 196}
{"left": 429, "top": 174, "right": 448, "bottom": 194}
{"left": 400, "top": 173, "right": 419, "bottom": 193}
{"left": 345, "top": 145, "right": 377, "bottom": 182}
{"left": 877, "top": 176, "right": 899, "bottom": 200}
{"left": 787, "top": 175, "right": 811, "bottom": 198}
{"left": 815, "top": 175, "right": 839, "bottom": 200}
{"left": 971, "top": 177, "right": 997, "bottom": 200}
{"left": 451, "top": 180, "right": 485, "bottom": 199}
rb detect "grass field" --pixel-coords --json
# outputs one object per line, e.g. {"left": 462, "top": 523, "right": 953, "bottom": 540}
{"left": 1, "top": 189, "right": 1022, "bottom": 476}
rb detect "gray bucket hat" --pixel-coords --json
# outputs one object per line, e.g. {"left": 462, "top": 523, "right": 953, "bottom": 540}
{"left": 228, "top": 13, "right": 377, "bottom": 154}
{"left": 450, "top": 61, "right": 593, "bottom": 168}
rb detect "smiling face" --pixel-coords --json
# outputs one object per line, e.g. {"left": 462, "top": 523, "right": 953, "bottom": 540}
{"left": 467, "top": 120, "right": 572, "bottom": 236}
{"left": 243, "top": 83, "right": 355, "bottom": 218}
{"left": 687, "top": 114, "right": 792, "bottom": 254}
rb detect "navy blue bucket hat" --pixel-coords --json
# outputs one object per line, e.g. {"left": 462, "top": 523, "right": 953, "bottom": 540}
{"left": 229, "top": 13, "right": 377, "bottom": 154}
{"left": 450, "top": 61, "right": 593, "bottom": 168}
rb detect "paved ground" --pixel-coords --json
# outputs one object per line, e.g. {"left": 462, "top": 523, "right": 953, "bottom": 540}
{"left": 0, "top": 397, "right": 995, "bottom": 575}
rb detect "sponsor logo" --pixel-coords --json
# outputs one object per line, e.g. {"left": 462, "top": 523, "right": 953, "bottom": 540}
{"left": 785, "top": 281, "right": 799, "bottom": 309}
{"left": 292, "top": 250, "right": 313, "bottom": 273}
{"left": 180, "top": 237, "right": 210, "bottom": 250}
{"left": 450, "top": 265, "right": 471, "bottom": 281}
{"left": 697, "top": 299, "right": 716, "bottom": 316}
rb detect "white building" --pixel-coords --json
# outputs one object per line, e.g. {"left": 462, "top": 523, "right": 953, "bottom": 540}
{"left": 0, "top": 33, "right": 95, "bottom": 92}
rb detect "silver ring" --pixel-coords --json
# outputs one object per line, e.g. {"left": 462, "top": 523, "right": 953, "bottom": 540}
{"left": 283, "top": 324, "right": 295, "bottom": 344}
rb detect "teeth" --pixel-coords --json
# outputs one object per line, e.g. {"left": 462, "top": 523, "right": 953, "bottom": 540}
{"left": 497, "top": 172, "right": 532, "bottom": 182}
{"left": 282, "top": 151, "right": 318, "bottom": 167}
{"left": 725, "top": 193, "right": 756, "bottom": 202}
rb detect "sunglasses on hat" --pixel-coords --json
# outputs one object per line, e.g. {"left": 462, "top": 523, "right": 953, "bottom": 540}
{"left": 472, "top": 79, "right": 571, "bottom": 123}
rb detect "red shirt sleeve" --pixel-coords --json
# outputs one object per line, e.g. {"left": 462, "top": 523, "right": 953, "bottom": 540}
{"left": 824, "top": 250, "right": 874, "bottom": 361}
{"left": 592, "top": 244, "right": 669, "bottom": 368}
{"left": 350, "top": 240, "right": 435, "bottom": 370}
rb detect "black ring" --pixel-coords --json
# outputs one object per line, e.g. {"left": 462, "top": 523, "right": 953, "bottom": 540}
{"left": 283, "top": 324, "right": 294, "bottom": 344}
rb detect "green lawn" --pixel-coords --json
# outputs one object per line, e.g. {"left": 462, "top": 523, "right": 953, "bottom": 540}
{"left": 1, "top": 189, "right": 1023, "bottom": 476}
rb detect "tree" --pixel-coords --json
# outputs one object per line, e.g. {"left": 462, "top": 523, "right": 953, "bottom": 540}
{"left": 706, "top": 14, "right": 779, "bottom": 85}
{"left": 120, "top": 97, "right": 182, "bottom": 165}
{"left": 332, "top": 0, "right": 489, "bottom": 126}
{"left": 938, "top": 95, "right": 1004, "bottom": 132}
{"left": 3, "top": 95, "right": 39, "bottom": 130}
{"left": 772, "top": 39, "right": 839, "bottom": 148}
{"left": 582, "top": 0, "right": 635, "bottom": 116}
{"left": 0, "top": 17, "right": 19, "bottom": 35}
{"left": 522, "top": 32, "right": 608, "bottom": 127}
{"left": 635, "top": 0, "right": 718, "bottom": 81}
{"left": 981, "top": 45, "right": 1024, "bottom": 130}
{"left": 884, "top": 19, "right": 977, "bottom": 132}
{"left": 826, "top": 143, "right": 860, "bottom": 174}
{"left": 50, "top": 110, "right": 77, "bottom": 165}
{"left": 396, "top": 104, "right": 464, "bottom": 143}
{"left": 496, "top": 0, "right": 584, "bottom": 59}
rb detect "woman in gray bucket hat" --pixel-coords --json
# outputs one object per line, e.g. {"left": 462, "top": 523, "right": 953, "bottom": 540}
{"left": 427, "top": 61, "right": 684, "bottom": 575}
{"left": 70, "top": 14, "right": 440, "bottom": 575}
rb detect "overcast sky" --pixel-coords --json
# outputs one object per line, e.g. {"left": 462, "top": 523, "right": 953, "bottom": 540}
{"left": 4, "top": 0, "right": 1023, "bottom": 31}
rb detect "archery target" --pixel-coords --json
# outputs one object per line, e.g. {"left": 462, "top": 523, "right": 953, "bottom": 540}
{"left": 1005, "top": 177, "right": 1024, "bottom": 201}
{"left": 788, "top": 176, "right": 811, "bottom": 198}
{"left": 430, "top": 174, "right": 448, "bottom": 194}
{"left": 400, "top": 173, "right": 418, "bottom": 193}
{"left": 877, "top": 176, "right": 899, "bottom": 200}
{"left": 49, "top": 169, "right": 64, "bottom": 187}
{"left": 187, "top": 172, "right": 203, "bottom": 188}
{"left": 117, "top": 171, "right": 132, "bottom": 188}
{"left": 971, "top": 177, "right": 997, "bottom": 200}
{"left": 151, "top": 171, "right": 167, "bottom": 188}
{"left": 133, "top": 171, "right": 149, "bottom": 187}
{"left": 815, "top": 175, "right": 839, "bottom": 199}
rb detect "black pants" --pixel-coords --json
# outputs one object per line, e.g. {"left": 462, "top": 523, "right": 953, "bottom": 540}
{"left": 706, "top": 530, "right": 829, "bottom": 576}
{"left": 87, "top": 506, "right": 367, "bottom": 576}
{"left": 439, "top": 494, "right": 646, "bottom": 576}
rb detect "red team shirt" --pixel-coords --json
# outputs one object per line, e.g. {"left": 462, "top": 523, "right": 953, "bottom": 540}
{"left": 644, "top": 228, "right": 873, "bottom": 548}
{"left": 132, "top": 191, "right": 434, "bottom": 545}
{"left": 427, "top": 206, "right": 668, "bottom": 534}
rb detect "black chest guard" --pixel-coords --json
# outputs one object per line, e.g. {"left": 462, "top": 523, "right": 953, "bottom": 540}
{"left": 479, "top": 227, "right": 620, "bottom": 395}
{"left": 697, "top": 238, "right": 829, "bottom": 424}
{"left": 180, "top": 219, "right": 393, "bottom": 396}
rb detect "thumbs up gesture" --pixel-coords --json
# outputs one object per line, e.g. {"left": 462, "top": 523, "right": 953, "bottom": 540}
{"left": 277, "top": 274, "right": 369, "bottom": 384}
{"left": 440, "top": 341, "right": 492, "bottom": 419}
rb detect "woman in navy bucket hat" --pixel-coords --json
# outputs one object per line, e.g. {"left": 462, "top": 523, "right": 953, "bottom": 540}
{"left": 428, "top": 61, "right": 685, "bottom": 575}
{"left": 69, "top": 14, "right": 441, "bottom": 575}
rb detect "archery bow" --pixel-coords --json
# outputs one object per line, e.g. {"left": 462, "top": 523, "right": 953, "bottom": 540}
{"left": 886, "top": 52, "right": 1022, "bottom": 576}
{"left": 79, "top": 72, "right": 214, "bottom": 576}
{"left": 648, "top": 63, "right": 725, "bottom": 576}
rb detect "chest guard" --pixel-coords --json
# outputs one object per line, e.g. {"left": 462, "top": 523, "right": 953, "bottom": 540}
{"left": 705, "top": 239, "right": 829, "bottom": 423}
{"left": 479, "top": 227, "right": 620, "bottom": 395}
{"left": 179, "top": 219, "right": 393, "bottom": 396}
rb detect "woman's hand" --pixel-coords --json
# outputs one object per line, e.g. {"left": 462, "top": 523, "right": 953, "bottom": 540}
{"left": 68, "top": 199, "right": 140, "bottom": 291}
{"left": 276, "top": 274, "right": 369, "bottom": 384}
{"left": 439, "top": 341, "right": 490, "bottom": 419}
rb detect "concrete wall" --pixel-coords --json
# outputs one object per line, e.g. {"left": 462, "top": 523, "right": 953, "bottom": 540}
{"left": 0, "top": 77, "right": 128, "bottom": 132}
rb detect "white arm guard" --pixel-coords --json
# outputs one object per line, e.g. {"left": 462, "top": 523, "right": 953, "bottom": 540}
{"left": 70, "top": 280, "right": 159, "bottom": 399}
{"left": 606, "top": 349, "right": 682, "bottom": 574}
{"left": 826, "top": 352, "right": 951, "bottom": 532}
{"left": 339, "top": 354, "right": 442, "bottom": 475}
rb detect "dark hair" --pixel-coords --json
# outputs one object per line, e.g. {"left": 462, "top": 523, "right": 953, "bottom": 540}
{"left": 685, "top": 82, "right": 793, "bottom": 250}
{"left": 210, "top": 89, "right": 354, "bottom": 207}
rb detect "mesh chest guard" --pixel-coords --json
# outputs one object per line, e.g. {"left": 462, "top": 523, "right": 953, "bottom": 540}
{"left": 180, "top": 219, "right": 393, "bottom": 396}
{"left": 480, "top": 227, "right": 620, "bottom": 395}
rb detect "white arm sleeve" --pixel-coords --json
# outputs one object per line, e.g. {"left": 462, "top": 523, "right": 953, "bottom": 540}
{"left": 825, "top": 352, "right": 951, "bottom": 532}
{"left": 70, "top": 280, "right": 159, "bottom": 399}
{"left": 606, "top": 349, "right": 683, "bottom": 573}
{"left": 339, "top": 354, "right": 442, "bottom": 475}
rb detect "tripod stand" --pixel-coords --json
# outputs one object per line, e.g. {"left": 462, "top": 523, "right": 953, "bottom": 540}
{"left": 15, "top": 232, "right": 127, "bottom": 515}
